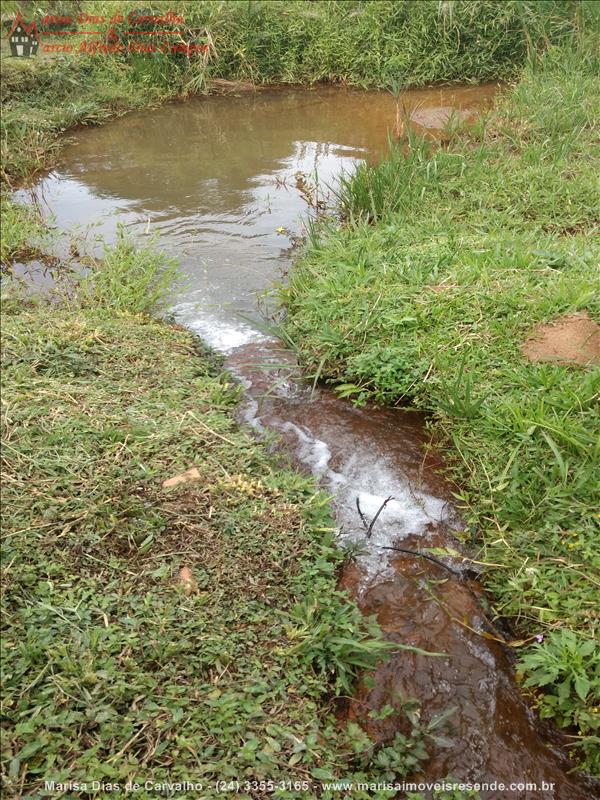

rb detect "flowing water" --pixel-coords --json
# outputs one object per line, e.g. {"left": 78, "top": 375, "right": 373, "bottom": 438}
{"left": 20, "top": 84, "right": 598, "bottom": 799}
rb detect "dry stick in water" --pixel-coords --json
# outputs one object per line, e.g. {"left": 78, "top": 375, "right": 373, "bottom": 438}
{"left": 355, "top": 495, "right": 393, "bottom": 538}
{"left": 358, "top": 499, "right": 508, "bottom": 644}
{"left": 355, "top": 496, "right": 369, "bottom": 530}
{"left": 366, "top": 495, "right": 394, "bottom": 539}
{"left": 357, "top": 495, "right": 465, "bottom": 577}
{"left": 381, "top": 545, "right": 463, "bottom": 577}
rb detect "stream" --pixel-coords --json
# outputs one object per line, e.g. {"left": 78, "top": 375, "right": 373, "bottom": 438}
{"left": 17, "top": 84, "right": 598, "bottom": 799}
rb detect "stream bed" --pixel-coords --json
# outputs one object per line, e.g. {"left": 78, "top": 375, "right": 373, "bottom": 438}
{"left": 18, "top": 84, "right": 598, "bottom": 799}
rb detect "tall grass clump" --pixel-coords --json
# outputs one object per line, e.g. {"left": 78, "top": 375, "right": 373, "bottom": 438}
{"left": 281, "top": 37, "right": 600, "bottom": 774}
{"left": 0, "top": 195, "right": 49, "bottom": 266}
{"left": 151, "top": 0, "right": 588, "bottom": 87}
{"left": 333, "top": 135, "right": 434, "bottom": 223}
{"left": 78, "top": 229, "right": 182, "bottom": 314}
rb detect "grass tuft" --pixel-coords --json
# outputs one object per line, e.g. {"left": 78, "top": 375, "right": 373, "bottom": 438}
{"left": 0, "top": 196, "right": 49, "bottom": 267}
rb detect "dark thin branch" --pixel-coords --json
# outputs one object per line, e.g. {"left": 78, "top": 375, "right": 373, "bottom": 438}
{"left": 360, "top": 495, "right": 476, "bottom": 581}
{"left": 355, "top": 496, "right": 368, "bottom": 530}
{"left": 382, "top": 546, "right": 462, "bottom": 577}
{"left": 366, "top": 495, "right": 394, "bottom": 539}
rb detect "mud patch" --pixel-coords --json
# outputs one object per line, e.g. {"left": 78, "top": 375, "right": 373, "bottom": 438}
{"left": 522, "top": 311, "right": 600, "bottom": 366}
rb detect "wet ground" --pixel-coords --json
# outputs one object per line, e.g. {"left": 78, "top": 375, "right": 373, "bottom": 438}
{"left": 17, "top": 83, "right": 599, "bottom": 798}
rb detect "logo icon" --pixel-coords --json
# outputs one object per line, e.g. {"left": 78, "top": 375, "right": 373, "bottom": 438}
{"left": 8, "top": 13, "right": 40, "bottom": 58}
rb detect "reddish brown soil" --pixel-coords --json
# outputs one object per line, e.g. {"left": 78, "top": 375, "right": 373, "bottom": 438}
{"left": 521, "top": 311, "right": 600, "bottom": 366}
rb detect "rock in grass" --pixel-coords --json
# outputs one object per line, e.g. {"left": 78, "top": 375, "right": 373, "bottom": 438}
{"left": 177, "top": 566, "right": 198, "bottom": 595}
{"left": 162, "top": 467, "right": 201, "bottom": 488}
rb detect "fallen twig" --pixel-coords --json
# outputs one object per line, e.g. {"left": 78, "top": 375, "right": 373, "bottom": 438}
{"left": 366, "top": 495, "right": 394, "bottom": 539}
{"left": 381, "top": 545, "right": 463, "bottom": 577}
{"left": 355, "top": 496, "right": 368, "bottom": 530}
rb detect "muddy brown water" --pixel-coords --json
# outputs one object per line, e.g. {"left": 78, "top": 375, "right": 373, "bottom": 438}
{"left": 19, "top": 84, "right": 598, "bottom": 798}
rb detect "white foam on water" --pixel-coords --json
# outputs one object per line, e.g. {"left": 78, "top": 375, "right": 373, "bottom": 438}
{"left": 333, "top": 457, "right": 451, "bottom": 585}
{"left": 170, "top": 302, "right": 269, "bottom": 354}
{"left": 236, "top": 378, "right": 267, "bottom": 434}
{"left": 279, "top": 422, "right": 335, "bottom": 478}
{"left": 252, "top": 417, "right": 451, "bottom": 587}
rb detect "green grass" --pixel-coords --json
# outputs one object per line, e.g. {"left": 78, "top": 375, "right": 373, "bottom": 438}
{"left": 2, "top": 0, "right": 598, "bottom": 787}
{"left": 77, "top": 229, "right": 182, "bottom": 314}
{"left": 0, "top": 0, "right": 588, "bottom": 185}
{"left": 0, "top": 241, "right": 458, "bottom": 798}
{"left": 280, "top": 40, "right": 600, "bottom": 772}
{"left": 0, "top": 195, "right": 50, "bottom": 267}
{"left": 0, "top": 55, "right": 169, "bottom": 184}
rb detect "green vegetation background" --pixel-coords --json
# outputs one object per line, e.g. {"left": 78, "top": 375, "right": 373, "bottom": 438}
{"left": 0, "top": 0, "right": 588, "bottom": 184}
{"left": 1, "top": 0, "right": 599, "bottom": 793}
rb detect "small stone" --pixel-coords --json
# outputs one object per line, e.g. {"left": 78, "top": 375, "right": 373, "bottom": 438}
{"left": 177, "top": 566, "right": 198, "bottom": 595}
{"left": 162, "top": 467, "right": 201, "bottom": 488}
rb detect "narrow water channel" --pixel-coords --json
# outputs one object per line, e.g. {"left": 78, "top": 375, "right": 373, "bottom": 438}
{"left": 20, "top": 84, "right": 598, "bottom": 799}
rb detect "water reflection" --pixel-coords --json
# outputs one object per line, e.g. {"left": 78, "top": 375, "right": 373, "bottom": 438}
{"left": 21, "top": 84, "right": 497, "bottom": 338}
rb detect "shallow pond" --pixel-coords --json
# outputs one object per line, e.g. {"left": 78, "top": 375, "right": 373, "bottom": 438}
{"left": 20, "top": 83, "right": 495, "bottom": 345}
{"left": 20, "top": 83, "right": 597, "bottom": 799}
